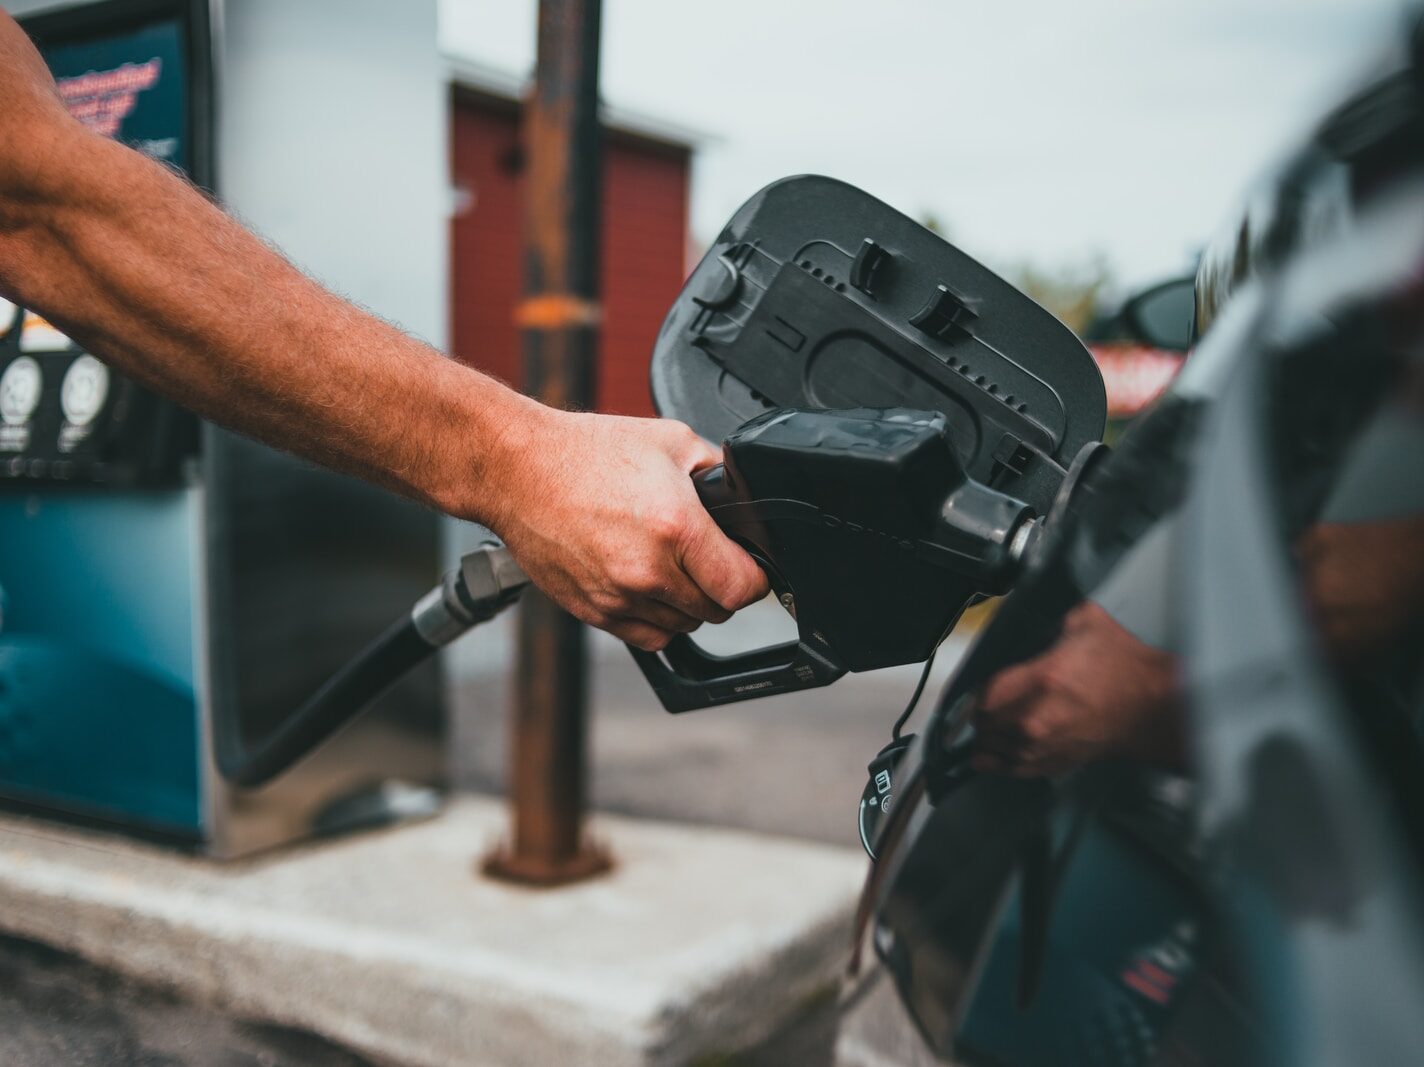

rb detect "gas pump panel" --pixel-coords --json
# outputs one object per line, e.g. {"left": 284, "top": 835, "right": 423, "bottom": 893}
{"left": 0, "top": 0, "right": 443, "bottom": 858}
{"left": 0, "top": 301, "right": 193, "bottom": 486}
{"left": 0, "top": 0, "right": 207, "bottom": 488}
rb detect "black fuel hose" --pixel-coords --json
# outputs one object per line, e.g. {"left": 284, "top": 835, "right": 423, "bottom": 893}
{"left": 215, "top": 542, "right": 528, "bottom": 789}
{"left": 215, "top": 616, "right": 435, "bottom": 788}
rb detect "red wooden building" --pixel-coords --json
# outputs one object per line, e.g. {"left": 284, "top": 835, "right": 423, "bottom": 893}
{"left": 449, "top": 70, "right": 697, "bottom": 418}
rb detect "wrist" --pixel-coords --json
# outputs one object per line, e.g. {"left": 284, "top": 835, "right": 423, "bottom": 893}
{"left": 426, "top": 367, "right": 557, "bottom": 530}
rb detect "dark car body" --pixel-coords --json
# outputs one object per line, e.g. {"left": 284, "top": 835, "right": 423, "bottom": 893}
{"left": 860, "top": 10, "right": 1424, "bottom": 1066}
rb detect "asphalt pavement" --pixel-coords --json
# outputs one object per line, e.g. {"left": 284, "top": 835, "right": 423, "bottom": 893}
{"left": 451, "top": 603, "right": 974, "bottom": 850}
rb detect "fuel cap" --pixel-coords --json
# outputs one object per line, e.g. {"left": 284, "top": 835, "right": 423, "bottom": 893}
{"left": 859, "top": 735, "right": 915, "bottom": 859}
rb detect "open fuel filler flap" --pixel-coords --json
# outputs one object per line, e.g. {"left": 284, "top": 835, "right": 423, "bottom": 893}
{"left": 635, "top": 175, "right": 1107, "bottom": 712}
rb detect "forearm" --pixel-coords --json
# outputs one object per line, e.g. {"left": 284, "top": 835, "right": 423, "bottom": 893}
{"left": 0, "top": 12, "right": 770, "bottom": 649}
{"left": 0, "top": 115, "right": 540, "bottom": 523}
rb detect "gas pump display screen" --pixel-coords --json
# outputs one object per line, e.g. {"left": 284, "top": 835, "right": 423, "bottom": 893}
{"left": 2, "top": 1, "right": 212, "bottom": 488}
{"left": 45, "top": 19, "right": 189, "bottom": 172}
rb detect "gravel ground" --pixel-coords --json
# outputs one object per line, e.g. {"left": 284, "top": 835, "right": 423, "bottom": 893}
{"left": 0, "top": 934, "right": 382, "bottom": 1067}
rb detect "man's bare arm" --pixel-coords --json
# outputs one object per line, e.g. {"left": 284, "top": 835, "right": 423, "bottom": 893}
{"left": 0, "top": 26, "right": 522, "bottom": 513}
{"left": 0, "top": 14, "right": 767, "bottom": 649}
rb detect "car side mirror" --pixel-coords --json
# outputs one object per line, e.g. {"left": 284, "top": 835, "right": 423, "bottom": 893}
{"left": 1122, "top": 277, "right": 1195, "bottom": 352}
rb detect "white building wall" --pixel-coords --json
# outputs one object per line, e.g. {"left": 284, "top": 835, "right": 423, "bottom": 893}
{"left": 5, "top": 0, "right": 447, "bottom": 347}
{"left": 217, "top": 0, "right": 446, "bottom": 348}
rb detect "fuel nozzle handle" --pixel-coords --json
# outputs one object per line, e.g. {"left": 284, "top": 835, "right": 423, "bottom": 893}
{"left": 690, "top": 461, "right": 786, "bottom": 590}
{"left": 695, "top": 456, "right": 1040, "bottom": 596}
{"left": 690, "top": 462, "right": 739, "bottom": 511}
{"left": 627, "top": 462, "right": 846, "bottom": 713}
{"left": 634, "top": 409, "right": 1047, "bottom": 714}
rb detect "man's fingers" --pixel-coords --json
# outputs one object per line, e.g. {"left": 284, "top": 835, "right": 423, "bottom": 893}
{"left": 660, "top": 419, "right": 721, "bottom": 473}
{"left": 650, "top": 574, "right": 734, "bottom": 625}
{"left": 1062, "top": 599, "right": 1109, "bottom": 635}
{"left": 973, "top": 729, "right": 1046, "bottom": 777}
{"left": 972, "top": 738, "right": 1017, "bottom": 767}
{"left": 973, "top": 662, "right": 1047, "bottom": 776}
{"left": 976, "top": 659, "right": 1044, "bottom": 715}
{"left": 609, "top": 617, "right": 678, "bottom": 653}
{"left": 679, "top": 515, "right": 770, "bottom": 613}
{"left": 972, "top": 723, "right": 1025, "bottom": 758}
{"left": 655, "top": 422, "right": 767, "bottom": 615}
{"left": 683, "top": 433, "right": 723, "bottom": 472}
{"left": 628, "top": 598, "right": 704, "bottom": 636}
{"left": 972, "top": 751, "right": 1007, "bottom": 774}
{"left": 1010, "top": 760, "right": 1051, "bottom": 779}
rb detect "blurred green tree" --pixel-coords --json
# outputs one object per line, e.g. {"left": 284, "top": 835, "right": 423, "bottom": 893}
{"left": 1007, "top": 253, "right": 1114, "bottom": 334}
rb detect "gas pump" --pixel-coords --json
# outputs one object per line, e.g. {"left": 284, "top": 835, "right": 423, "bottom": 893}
{"left": 0, "top": 0, "right": 447, "bottom": 857}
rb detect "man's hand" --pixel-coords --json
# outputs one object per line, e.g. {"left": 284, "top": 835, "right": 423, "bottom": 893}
{"left": 972, "top": 601, "right": 1184, "bottom": 777}
{"left": 482, "top": 406, "right": 769, "bottom": 651}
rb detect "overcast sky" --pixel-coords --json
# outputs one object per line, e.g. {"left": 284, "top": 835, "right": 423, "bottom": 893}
{"left": 441, "top": 0, "right": 1404, "bottom": 288}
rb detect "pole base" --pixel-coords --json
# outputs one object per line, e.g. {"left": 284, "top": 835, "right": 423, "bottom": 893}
{"left": 481, "top": 840, "right": 613, "bottom": 888}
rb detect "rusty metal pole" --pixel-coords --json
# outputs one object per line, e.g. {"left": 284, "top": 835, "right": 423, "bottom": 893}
{"left": 483, "top": 0, "right": 611, "bottom": 886}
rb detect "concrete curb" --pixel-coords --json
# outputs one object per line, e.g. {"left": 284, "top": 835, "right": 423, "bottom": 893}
{"left": 0, "top": 797, "right": 865, "bottom": 1066}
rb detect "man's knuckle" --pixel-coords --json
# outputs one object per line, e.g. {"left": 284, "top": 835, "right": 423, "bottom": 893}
{"left": 590, "top": 587, "right": 623, "bottom": 614}
{"left": 606, "top": 556, "right": 649, "bottom": 592}
{"left": 627, "top": 564, "right": 664, "bottom": 596}
{"left": 663, "top": 421, "right": 701, "bottom": 450}
{"left": 647, "top": 504, "right": 689, "bottom": 544}
{"left": 1019, "top": 716, "right": 1050, "bottom": 743}
{"left": 1039, "top": 658, "right": 1075, "bottom": 695}
{"left": 632, "top": 628, "right": 670, "bottom": 652}
{"left": 740, "top": 570, "right": 768, "bottom": 602}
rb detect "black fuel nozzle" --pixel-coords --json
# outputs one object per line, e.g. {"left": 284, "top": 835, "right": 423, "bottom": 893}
{"left": 928, "top": 477, "right": 1041, "bottom": 596}
{"left": 632, "top": 407, "right": 1049, "bottom": 713}
{"left": 410, "top": 541, "right": 529, "bottom": 648}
